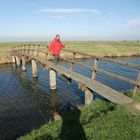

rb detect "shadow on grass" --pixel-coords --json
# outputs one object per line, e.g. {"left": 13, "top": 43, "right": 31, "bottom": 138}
{"left": 49, "top": 89, "right": 87, "bottom": 140}
{"left": 59, "top": 107, "right": 87, "bottom": 140}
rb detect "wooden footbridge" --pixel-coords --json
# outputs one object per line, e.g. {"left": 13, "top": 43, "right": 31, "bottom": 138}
{"left": 11, "top": 44, "right": 140, "bottom": 105}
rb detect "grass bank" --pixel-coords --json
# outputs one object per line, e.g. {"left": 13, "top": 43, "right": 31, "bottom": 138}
{"left": 18, "top": 93, "right": 140, "bottom": 140}
{"left": 0, "top": 51, "right": 11, "bottom": 64}
{"left": 64, "top": 41, "right": 140, "bottom": 57}
{"left": 0, "top": 41, "right": 140, "bottom": 64}
{"left": 0, "top": 41, "right": 140, "bottom": 55}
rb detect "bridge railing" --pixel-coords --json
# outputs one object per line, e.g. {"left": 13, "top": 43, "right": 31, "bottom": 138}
{"left": 12, "top": 44, "right": 140, "bottom": 96}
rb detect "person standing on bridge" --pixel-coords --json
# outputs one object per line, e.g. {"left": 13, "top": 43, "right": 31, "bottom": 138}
{"left": 48, "top": 34, "right": 65, "bottom": 64}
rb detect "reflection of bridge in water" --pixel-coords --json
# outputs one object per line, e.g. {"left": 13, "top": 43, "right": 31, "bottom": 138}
{"left": 11, "top": 44, "right": 140, "bottom": 105}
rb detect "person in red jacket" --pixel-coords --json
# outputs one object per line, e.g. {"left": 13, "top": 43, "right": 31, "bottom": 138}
{"left": 48, "top": 34, "right": 64, "bottom": 64}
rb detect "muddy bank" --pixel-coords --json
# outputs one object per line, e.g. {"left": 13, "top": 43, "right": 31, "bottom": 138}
{"left": 1, "top": 51, "right": 140, "bottom": 65}
{"left": 0, "top": 51, "right": 12, "bottom": 64}
{"left": 102, "top": 52, "right": 140, "bottom": 58}
{"left": 61, "top": 51, "right": 140, "bottom": 59}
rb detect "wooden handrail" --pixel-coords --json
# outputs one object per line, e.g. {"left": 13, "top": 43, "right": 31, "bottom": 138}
{"left": 62, "top": 58, "right": 140, "bottom": 86}
{"left": 12, "top": 45, "right": 140, "bottom": 91}
{"left": 62, "top": 49, "right": 140, "bottom": 70}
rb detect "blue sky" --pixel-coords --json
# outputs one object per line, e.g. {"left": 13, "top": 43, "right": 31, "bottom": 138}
{"left": 0, "top": 0, "right": 140, "bottom": 41}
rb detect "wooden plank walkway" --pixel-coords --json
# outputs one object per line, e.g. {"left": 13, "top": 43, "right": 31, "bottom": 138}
{"left": 19, "top": 52, "right": 133, "bottom": 105}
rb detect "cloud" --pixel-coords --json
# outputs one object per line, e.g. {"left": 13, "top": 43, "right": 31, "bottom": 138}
{"left": 121, "top": 17, "right": 140, "bottom": 28}
{"left": 37, "top": 8, "right": 101, "bottom": 15}
{"left": 48, "top": 16, "right": 66, "bottom": 20}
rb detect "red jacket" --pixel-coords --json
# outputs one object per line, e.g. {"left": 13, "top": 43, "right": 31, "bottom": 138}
{"left": 48, "top": 39, "right": 64, "bottom": 55}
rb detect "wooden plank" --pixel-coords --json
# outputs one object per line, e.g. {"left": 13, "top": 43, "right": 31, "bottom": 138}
{"left": 97, "top": 69, "right": 140, "bottom": 87}
{"left": 21, "top": 52, "right": 133, "bottom": 105}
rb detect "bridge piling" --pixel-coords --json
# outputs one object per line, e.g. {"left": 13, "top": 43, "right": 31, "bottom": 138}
{"left": 85, "top": 89, "right": 93, "bottom": 105}
{"left": 49, "top": 69, "right": 57, "bottom": 90}
{"left": 12, "top": 56, "right": 16, "bottom": 67}
{"left": 22, "top": 56, "right": 26, "bottom": 71}
{"left": 12, "top": 56, "right": 16, "bottom": 63}
{"left": 15, "top": 56, "right": 21, "bottom": 67}
{"left": 31, "top": 59, "right": 38, "bottom": 78}
{"left": 78, "top": 83, "right": 93, "bottom": 105}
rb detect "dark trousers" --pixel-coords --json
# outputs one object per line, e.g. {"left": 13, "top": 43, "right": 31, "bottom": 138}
{"left": 53, "top": 54, "right": 60, "bottom": 64}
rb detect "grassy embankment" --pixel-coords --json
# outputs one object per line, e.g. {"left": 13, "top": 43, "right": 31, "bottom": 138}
{"left": 0, "top": 42, "right": 12, "bottom": 64}
{"left": 0, "top": 42, "right": 48, "bottom": 64}
{"left": 18, "top": 92, "right": 140, "bottom": 140}
{"left": 64, "top": 41, "right": 140, "bottom": 57}
{"left": 0, "top": 41, "right": 140, "bottom": 64}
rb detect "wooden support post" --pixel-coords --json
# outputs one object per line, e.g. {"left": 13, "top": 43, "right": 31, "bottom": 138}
{"left": 21, "top": 45, "right": 23, "bottom": 53}
{"left": 133, "top": 70, "right": 140, "bottom": 96}
{"left": 24, "top": 45, "right": 26, "bottom": 53}
{"left": 85, "top": 89, "right": 93, "bottom": 105}
{"left": 15, "top": 56, "right": 21, "bottom": 67}
{"left": 28, "top": 44, "right": 30, "bottom": 54}
{"left": 37, "top": 50, "right": 39, "bottom": 56}
{"left": 31, "top": 59, "right": 38, "bottom": 78}
{"left": 12, "top": 56, "right": 16, "bottom": 67}
{"left": 38, "top": 44, "right": 40, "bottom": 50}
{"left": 70, "top": 52, "right": 76, "bottom": 71}
{"left": 45, "top": 52, "right": 48, "bottom": 59}
{"left": 22, "top": 56, "right": 26, "bottom": 71}
{"left": 92, "top": 59, "right": 99, "bottom": 80}
{"left": 32, "top": 44, "right": 35, "bottom": 55}
{"left": 12, "top": 56, "right": 16, "bottom": 64}
{"left": 49, "top": 69, "right": 57, "bottom": 90}
{"left": 78, "top": 83, "right": 83, "bottom": 90}
{"left": 17, "top": 46, "right": 19, "bottom": 54}
{"left": 78, "top": 83, "right": 93, "bottom": 105}
{"left": 70, "top": 62, "right": 74, "bottom": 71}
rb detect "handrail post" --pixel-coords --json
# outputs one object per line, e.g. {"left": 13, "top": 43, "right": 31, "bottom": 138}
{"left": 32, "top": 44, "right": 35, "bottom": 55}
{"left": 70, "top": 52, "right": 76, "bottom": 71}
{"left": 28, "top": 44, "right": 31, "bottom": 54}
{"left": 38, "top": 44, "right": 40, "bottom": 50}
{"left": 45, "top": 46, "right": 49, "bottom": 59}
{"left": 133, "top": 70, "right": 140, "bottom": 96}
{"left": 92, "top": 58, "right": 99, "bottom": 80}
{"left": 20, "top": 45, "right": 21, "bottom": 53}
{"left": 18, "top": 46, "right": 19, "bottom": 54}
{"left": 21, "top": 45, "right": 23, "bottom": 53}
{"left": 24, "top": 45, "right": 26, "bottom": 53}
{"left": 36, "top": 45, "right": 40, "bottom": 56}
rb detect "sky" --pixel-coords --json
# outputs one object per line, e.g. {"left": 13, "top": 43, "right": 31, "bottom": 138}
{"left": 0, "top": 0, "right": 140, "bottom": 41}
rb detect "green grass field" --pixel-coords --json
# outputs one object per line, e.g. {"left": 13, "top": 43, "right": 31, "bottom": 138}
{"left": 0, "top": 41, "right": 140, "bottom": 57}
{"left": 18, "top": 93, "right": 140, "bottom": 140}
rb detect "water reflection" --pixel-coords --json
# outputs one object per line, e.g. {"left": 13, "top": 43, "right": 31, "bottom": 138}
{"left": 50, "top": 89, "right": 58, "bottom": 114}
